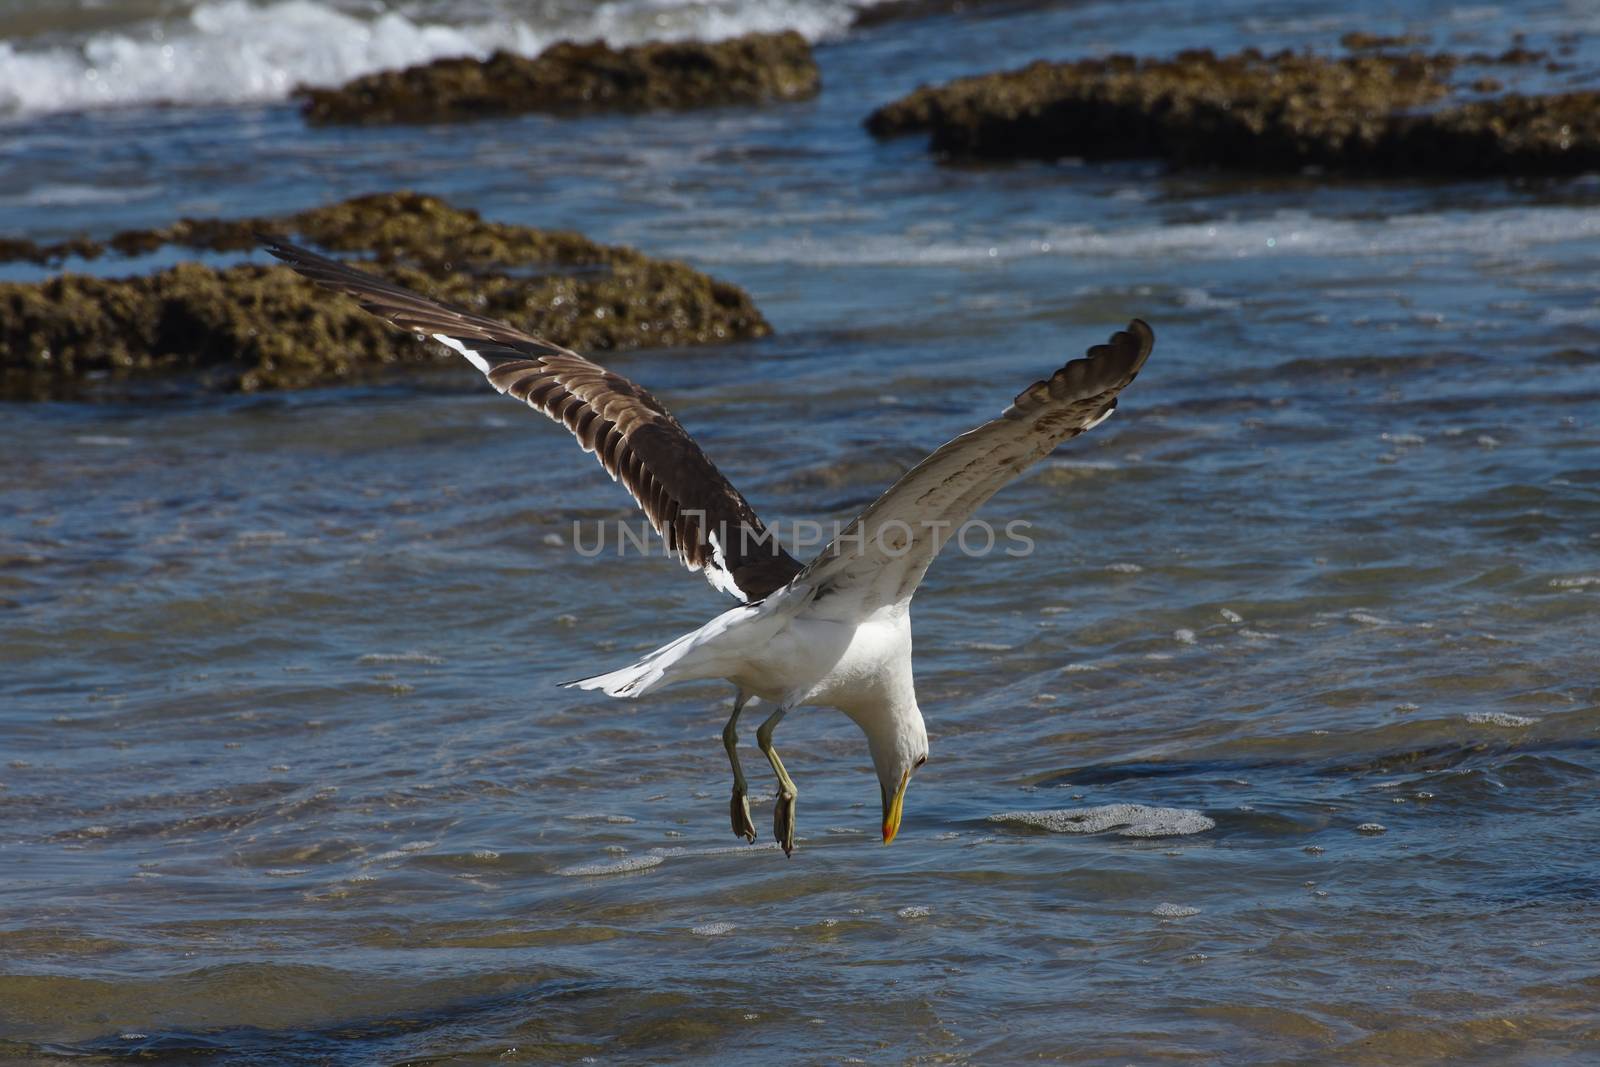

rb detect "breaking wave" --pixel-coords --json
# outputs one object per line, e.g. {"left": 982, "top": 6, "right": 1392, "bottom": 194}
{"left": 0, "top": 0, "right": 872, "bottom": 117}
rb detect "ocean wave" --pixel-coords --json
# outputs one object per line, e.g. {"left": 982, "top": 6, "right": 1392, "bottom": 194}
{"left": 0, "top": 0, "right": 869, "bottom": 117}
{"left": 682, "top": 206, "right": 1600, "bottom": 268}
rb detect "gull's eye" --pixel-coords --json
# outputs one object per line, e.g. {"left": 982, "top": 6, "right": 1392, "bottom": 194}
{"left": 914, "top": 754, "right": 928, "bottom": 768}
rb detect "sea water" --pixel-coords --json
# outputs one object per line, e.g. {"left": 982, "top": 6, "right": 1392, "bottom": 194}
{"left": 2, "top": 0, "right": 1599, "bottom": 1061}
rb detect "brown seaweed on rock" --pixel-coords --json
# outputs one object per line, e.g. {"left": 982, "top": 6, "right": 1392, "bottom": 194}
{"left": 866, "top": 47, "right": 1600, "bottom": 177}
{"left": 299, "top": 32, "right": 820, "bottom": 125}
{"left": 0, "top": 192, "right": 770, "bottom": 400}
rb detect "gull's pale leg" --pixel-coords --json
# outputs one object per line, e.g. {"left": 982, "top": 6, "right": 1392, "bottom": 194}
{"left": 723, "top": 690, "right": 757, "bottom": 843}
{"left": 757, "top": 705, "right": 797, "bottom": 857}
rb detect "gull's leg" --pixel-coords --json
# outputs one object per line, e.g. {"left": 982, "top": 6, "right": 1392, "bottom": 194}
{"left": 724, "top": 690, "right": 757, "bottom": 843}
{"left": 756, "top": 704, "right": 797, "bottom": 857}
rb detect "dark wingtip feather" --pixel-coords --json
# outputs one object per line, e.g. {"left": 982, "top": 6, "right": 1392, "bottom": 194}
{"left": 1008, "top": 318, "right": 1156, "bottom": 419}
{"left": 1121, "top": 318, "right": 1155, "bottom": 377}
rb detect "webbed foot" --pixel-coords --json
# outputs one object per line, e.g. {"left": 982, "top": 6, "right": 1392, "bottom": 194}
{"left": 773, "top": 788, "right": 797, "bottom": 857}
{"left": 730, "top": 788, "right": 757, "bottom": 843}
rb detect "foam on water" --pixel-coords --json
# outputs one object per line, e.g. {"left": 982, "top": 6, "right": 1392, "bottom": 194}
{"left": 692, "top": 206, "right": 1600, "bottom": 268}
{"left": 548, "top": 842, "right": 781, "bottom": 878}
{"left": 1466, "top": 712, "right": 1540, "bottom": 727}
{"left": 650, "top": 842, "right": 783, "bottom": 858}
{"left": 557, "top": 855, "right": 664, "bottom": 877}
{"left": 1152, "top": 902, "right": 1200, "bottom": 917}
{"left": 989, "top": 804, "right": 1215, "bottom": 838}
{"left": 0, "top": 183, "right": 162, "bottom": 207}
{"left": 0, "top": 0, "right": 874, "bottom": 116}
{"left": 357, "top": 651, "right": 444, "bottom": 665}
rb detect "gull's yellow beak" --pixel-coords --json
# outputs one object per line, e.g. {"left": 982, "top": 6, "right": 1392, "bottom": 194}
{"left": 882, "top": 768, "right": 910, "bottom": 845}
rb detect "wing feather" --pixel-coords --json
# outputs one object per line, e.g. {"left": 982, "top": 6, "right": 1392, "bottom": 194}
{"left": 261, "top": 236, "right": 802, "bottom": 601}
{"left": 798, "top": 320, "right": 1153, "bottom": 615}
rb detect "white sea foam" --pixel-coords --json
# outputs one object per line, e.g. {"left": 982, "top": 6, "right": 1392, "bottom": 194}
{"left": 1465, "top": 711, "right": 1539, "bottom": 727}
{"left": 650, "top": 842, "right": 782, "bottom": 857}
{"left": 691, "top": 921, "right": 736, "bottom": 935}
{"left": 1542, "top": 306, "right": 1600, "bottom": 325}
{"left": 1550, "top": 575, "right": 1600, "bottom": 589}
{"left": 1175, "top": 287, "right": 1240, "bottom": 310}
{"left": 1152, "top": 902, "right": 1200, "bottom": 918}
{"left": 989, "top": 804, "right": 1215, "bottom": 838}
{"left": 358, "top": 651, "right": 444, "bottom": 665}
{"left": 557, "top": 854, "right": 663, "bottom": 876}
{"left": 0, "top": 0, "right": 875, "bottom": 117}
{"left": 0, "top": 183, "right": 162, "bottom": 207}
{"left": 692, "top": 207, "right": 1600, "bottom": 269}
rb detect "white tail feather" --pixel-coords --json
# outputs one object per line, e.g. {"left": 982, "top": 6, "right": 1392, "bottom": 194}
{"left": 562, "top": 607, "right": 746, "bottom": 699}
{"left": 564, "top": 649, "right": 679, "bottom": 699}
{"left": 561, "top": 583, "right": 812, "bottom": 701}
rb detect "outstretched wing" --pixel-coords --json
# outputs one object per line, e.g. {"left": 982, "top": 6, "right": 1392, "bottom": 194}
{"left": 798, "top": 320, "right": 1153, "bottom": 617}
{"left": 262, "top": 237, "right": 803, "bottom": 602}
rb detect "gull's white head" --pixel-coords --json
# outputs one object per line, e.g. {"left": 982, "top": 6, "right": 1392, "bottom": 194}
{"left": 863, "top": 699, "right": 929, "bottom": 846}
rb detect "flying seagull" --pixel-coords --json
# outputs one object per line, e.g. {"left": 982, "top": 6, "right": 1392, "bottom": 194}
{"left": 263, "top": 237, "right": 1153, "bottom": 856}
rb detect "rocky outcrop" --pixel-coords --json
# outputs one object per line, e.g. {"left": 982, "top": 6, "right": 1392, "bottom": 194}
{"left": 865, "top": 47, "right": 1600, "bottom": 177}
{"left": 0, "top": 193, "right": 770, "bottom": 399}
{"left": 299, "top": 32, "right": 819, "bottom": 124}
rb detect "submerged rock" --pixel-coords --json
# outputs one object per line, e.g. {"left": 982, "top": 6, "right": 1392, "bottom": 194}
{"left": 0, "top": 192, "right": 770, "bottom": 400}
{"left": 299, "top": 32, "right": 819, "bottom": 124}
{"left": 866, "top": 47, "right": 1600, "bottom": 177}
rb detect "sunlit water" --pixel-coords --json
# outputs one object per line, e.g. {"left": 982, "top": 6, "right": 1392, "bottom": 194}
{"left": 2, "top": 0, "right": 1599, "bottom": 1062}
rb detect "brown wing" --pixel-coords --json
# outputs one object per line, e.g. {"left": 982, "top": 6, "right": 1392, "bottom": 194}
{"left": 262, "top": 237, "right": 802, "bottom": 601}
{"left": 797, "top": 320, "right": 1153, "bottom": 617}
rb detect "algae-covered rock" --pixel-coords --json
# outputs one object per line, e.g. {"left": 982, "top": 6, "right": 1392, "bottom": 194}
{"left": 2, "top": 189, "right": 633, "bottom": 268}
{"left": 866, "top": 47, "right": 1600, "bottom": 177}
{"left": 0, "top": 192, "right": 770, "bottom": 400}
{"left": 1339, "top": 32, "right": 1427, "bottom": 52}
{"left": 299, "top": 32, "right": 819, "bottom": 125}
{"left": 1402, "top": 91, "right": 1600, "bottom": 175}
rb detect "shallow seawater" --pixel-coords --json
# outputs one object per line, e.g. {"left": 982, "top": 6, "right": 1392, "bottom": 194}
{"left": 3, "top": 0, "right": 1600, "bottom": 1063}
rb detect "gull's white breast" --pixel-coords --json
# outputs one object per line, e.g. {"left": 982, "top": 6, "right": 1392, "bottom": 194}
{"left": 730, "top": 606, "right": 912, "bottom": 712}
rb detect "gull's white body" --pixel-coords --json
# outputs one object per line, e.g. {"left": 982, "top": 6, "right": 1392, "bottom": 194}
{"left": 576, "top": 587, "right": 920, "bottom": 750}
